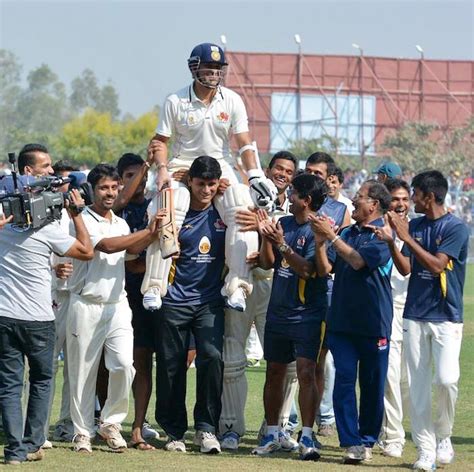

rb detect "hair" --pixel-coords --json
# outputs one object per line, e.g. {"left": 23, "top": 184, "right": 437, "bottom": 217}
{"left": 117, "top": 153, "right": 144, "bottom": 177}
{"left": 188, "top": 155, "right": 222, "bottom": 180}
{"left": 364, "top": 179, "right": 392, "bottom": 213}
{"left": 53, "top": 159, "right": 79, "bottom": 175}
{"left": 384, "top": 178, "right": 410, "bottom": 195}
{"left": 305, "top": 151, "right": 335, "bottom": 167}
{"left": 411, "top": 170, "right": 448, "bottom": 204}
{"left": 327, "top": 164, "right": 344, "bottom": 185}
{"left": 18, "top": 143, "right": 48, "bottom": 174}
{"left": 87, "top": 163, "right": 120, "bottom": 189}
{"left": 291, "top": 173, "right": 328, "bottom": 212}
{"left": 268, "top": 150, "right": 298, "bottom": 170}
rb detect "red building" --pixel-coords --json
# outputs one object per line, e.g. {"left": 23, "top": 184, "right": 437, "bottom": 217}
{"left": 225, "top": 51, "right": 474, "bottom": 157}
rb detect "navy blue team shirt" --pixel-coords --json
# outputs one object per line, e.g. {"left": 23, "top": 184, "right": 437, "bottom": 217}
{"left": 163, "top": 203, "right": 226, "bottom": 306}
{"left": 402, "top": 212, "right": 469, "bottom": 323}
{"left": 266, "top": 216, "right": 330, "bottom": 325}
{"left": 328, "top": 217, "right": 394, "bottom": 339}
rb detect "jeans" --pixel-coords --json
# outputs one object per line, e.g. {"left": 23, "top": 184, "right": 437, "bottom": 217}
{"left": 0, "top": 316, "right": 55, "bottom": 462}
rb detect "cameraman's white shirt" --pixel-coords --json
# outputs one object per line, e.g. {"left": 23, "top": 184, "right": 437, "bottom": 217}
{"left": 68, "top": 207, "right": 130, "bottom": 304}
{"left": 0, "top": 220, "right": 75, "bottom": 321}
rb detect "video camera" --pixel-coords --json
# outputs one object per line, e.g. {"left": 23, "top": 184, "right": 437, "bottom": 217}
{"left": 0, "top": 153, "right": 94, "bottom": 229}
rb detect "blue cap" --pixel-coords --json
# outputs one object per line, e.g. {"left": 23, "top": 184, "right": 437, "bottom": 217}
{"left": 375, "top": 162, "right": 402, "bottom": 178}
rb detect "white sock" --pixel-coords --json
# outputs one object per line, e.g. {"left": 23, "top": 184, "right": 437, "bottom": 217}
{"left": 302, "top": 427, "right": 313, "bottom": 439}
{"left": 267, "top": 425, "right": 279, "bottom": 440}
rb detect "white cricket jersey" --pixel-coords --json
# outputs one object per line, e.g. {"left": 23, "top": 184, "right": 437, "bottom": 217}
{"left": 156, "top": 84, "right": 249, "bottom": 164}
{"left": 391, "top": 236, "right": 409, "bottom": 308}
{"left": 68, "top": 207, "right": 130, "bottom": 304}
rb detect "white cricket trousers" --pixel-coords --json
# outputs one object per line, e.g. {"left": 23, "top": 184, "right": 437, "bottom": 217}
{"left": 67, "top": 294, "right": 135, "bottom": 438}
{"left": 403, "top": 318, "right": 463, "bottom": 456}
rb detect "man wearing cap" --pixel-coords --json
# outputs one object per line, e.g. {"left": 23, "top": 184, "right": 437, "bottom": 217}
{"left": 375, "top": 162, "right": 402, "bottom": 183}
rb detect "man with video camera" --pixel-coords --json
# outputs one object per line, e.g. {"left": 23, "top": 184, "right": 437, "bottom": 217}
{"left": 0, "top": 146, "right": 94, "bottom": 465}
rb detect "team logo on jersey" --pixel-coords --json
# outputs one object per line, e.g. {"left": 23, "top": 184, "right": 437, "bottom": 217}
{"left": 297, "top": 236, "right": 306, "bottom": 247}
{"left": 217, "top": 112, "right": 229, "bottom": 122}
{"left": 281, "top": 258, "right": 290, "bottom": 269}
{"left": 436, "top": 236, "right": 442, "bottom": 246}
{"left": 214, "top": 218, "right": 226, "bottom": 231}
{"left": 211, "top": 51, "right": 221, "bottom": 61}
{"left": 199, "top": 236, "right": 211, "bottom": 254}
{"left": 377, "top": 338, "right": 388, "bottom": 351}
{"left": 188, "top": 114, "right": 196, "bottom": 125}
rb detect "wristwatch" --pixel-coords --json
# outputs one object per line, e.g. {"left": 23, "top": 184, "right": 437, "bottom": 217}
{"left": 278, "top": 242, "right": 291, "bottom": 255}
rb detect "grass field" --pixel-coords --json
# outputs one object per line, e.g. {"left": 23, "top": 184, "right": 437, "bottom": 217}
{"left": 2, "top": 266, "right": 474, "bottom": 470}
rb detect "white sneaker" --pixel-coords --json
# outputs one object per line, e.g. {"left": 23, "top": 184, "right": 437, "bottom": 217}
{"left": 383, "top": 442, "right": 403, "bottom": 458}
{"left": 165, "top": 438, "right": 186, "bottom": 452}
{"left": 42, "top": 439, "right": 53, "bottom": 449}
{"left": 278, "top": 430, "right": 298, "bottom": 452}
{"left": 226, "top": 287, "right": 246, "bottom": 312}
{"left": 98, "top": 423, "right": 127, "bottom": 452}
{"left": 220, "top": 431, "right": 239, "bottom": 450}
{"left": 73, "top": 434, "right": 92, "bottom": 454}
{"left": 142, "top": 422, "right": 160, "bottom": 440}
{"left": 436, "top": 437, "right": 454, "bottom": 465}
{"left": 193, "top": 431, "right": 221, "bottom": 454}
{"left": 364, "top": 447, "right": 373, "bottom": 461}
{"left": 413, "top": 450, "right": 436, "bottom": 470}
{"left": 143, "top": 287, "right": 162, "bottom": 311}
{"left": 251, "top": 434, "right": 281, "bottom": 456}
{"left": 343, "top": 445, "right": 365, "bottom": 464}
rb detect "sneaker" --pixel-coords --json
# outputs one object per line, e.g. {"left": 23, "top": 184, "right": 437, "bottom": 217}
{"left": 53, "top": 419, "right": 75, "bottom": 442}
{"left": 364, "top": 447, "right": 373, "bottom": 461}
{"left": 220, "top": 431, "right": 239, "bottom": 450}
{"left": 343, "top": 445, "right": 366, "bottom": 464}
{"left": 143, "top": 287, "right": 162, "bottom": 311}
{"left": 383, "top": 442, "right": 404, "bottom": 458}
{"left": 193, "top": 431, "right": 221, "bottom": 454}
{"left": 42, "top": 439, "right": 53, "bottom": 449}
{"left": 436, "top": 437, "right": 454, "bottom": 465}
{"left": 278, "top": 430, "right": 298, "bottom": 452}
{"left": 98, "top": 423, "right": 127, "bottom": 452}
{"left": 226, "top": 287, "right": 246, "bottom": 312}
{"left": 142, "top": 422, "right": 160, "bottom": 440}
{"left": 73, "top": 434, "right": 92, "bottom": 454}
{"left": 298, "top": 434, "right": 321, "bottom": 461}
{"left": 4, "top": 459, "right": 22, "bottom": 465}
{"left": 251, "top": 434, "right": 281, "bottom": 456}
{"left": 317, "top": 422, "right": 336, "bottom": 437}
{"left": 164, "top": 438, "right": 186, "bottom": 452}
{"left": 26, "top": 449, "right": 45, "bottom": 462}
{"left": 413, "top": 450, "right": 436, "bottom": 470}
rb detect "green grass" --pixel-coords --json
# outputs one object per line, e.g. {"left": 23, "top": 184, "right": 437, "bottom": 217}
{"left": 2, "top": 266, "right": 474, "bottom": 470}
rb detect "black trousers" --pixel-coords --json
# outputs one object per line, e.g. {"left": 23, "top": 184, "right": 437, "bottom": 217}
{"left": 154, "top": 301, "right": 224, "bottom": 439}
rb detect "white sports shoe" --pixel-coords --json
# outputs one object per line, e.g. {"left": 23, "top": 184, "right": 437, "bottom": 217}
{"left": 278, "top": 430, "right": 298, "bottom": 452}
{"left": 143, "top": 287, "right": 162, "bottom": 311}
{"left": 343, "top": 445, "right": 365, "bottom": 464}
{"left": 98, "top": 423, "right": 127, "bottom": 452}
{"left": 251, "top": 434, "right": 281, "bottom": 456}
{"left": 42, "top": 439, "right": 53, "bottom": 449}
{"left": 165, "top": 438, "right": 186, "bottom": 452}
{"left": 436, "top": 437, "right": 454, "bottom": 465}
{"left": 142, "top": 422, "right": 160, "bottom": 440}
{"left": 226, "top": 287, "right": 246, "bottom": 312}
{"left": 73, "top": 434, "right": 92, "bottom": 454}
{"left": 193, "top": 431, "right": 221, "bottom": 454}
{"left": 383, "top": 442, "right": 403, "bottom": 458}
{"left": 220, "top": 431, "right": 239, "bottom": 450}
{"left": 413, "top": 450, "right": 436, "bottom": 471}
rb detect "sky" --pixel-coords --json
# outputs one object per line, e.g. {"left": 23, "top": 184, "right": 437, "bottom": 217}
{"left": 1, "top": 0, "right": 473, "bottom": 118}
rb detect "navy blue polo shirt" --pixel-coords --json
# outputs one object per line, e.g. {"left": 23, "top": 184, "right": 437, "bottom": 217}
{"left": 328, "top": 217, "right": 393, "bottom": 338}
{"left": 402, "top": 212, "right": 469, "bottom": 323}
{"left": 266, "top": 216, "right": 330, "bottom": 325}
{"left": 163, "top": 203, "right": 226, "bottom": 306}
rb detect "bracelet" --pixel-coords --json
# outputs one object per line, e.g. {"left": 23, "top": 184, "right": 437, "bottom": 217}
{"left": 328, "top": 235, "right": 341, "bottom": 247}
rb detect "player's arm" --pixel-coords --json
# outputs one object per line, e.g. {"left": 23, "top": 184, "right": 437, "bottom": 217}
{"left": 234, "top": 132, "right": 258, "bottom": 171}
{"left": 149, "top": 135, "right": 171, "bottom": 191}
{"left": 314, "top": 239, "right": 333, "bottom": 277}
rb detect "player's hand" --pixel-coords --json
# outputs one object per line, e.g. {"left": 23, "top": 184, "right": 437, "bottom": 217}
{"left": 255, "top": 209, "right": 271, "bottom": 236}
{"left": 249, "top": 176, "right": 278, "bottom": 211}
{"left": 217, "top": 178, "right": 231, "bottom": 195}
{"left": 367, "top": 214, "right": 395, "bottom": 244}
{"left": 172, "top": 168, "right": 189, "bottom": 183}
{"left": 0, "top": 214, "right": 13, "bottom": 228}
{"left": 148, "top": 208, "right": 167, "bottom": 234}
{"left": 308, "top": 214, "right": 335, "bottom": 241}
{"left": 387, "top": 210, "right": 410, "bottom": 242}
{"left": 246, "top": 251, "right": 260, "bottom": 268}
{"left": 55, "top": 262, "right": 73, "bottom": 280}
{"left": 260, "top": 219, "right": 284, "bottom": 246}
{"left": 156, "top": 167, "right": 171, "bottom": 191}
{"left": 147, "top": 139, "right": 167, "bottom": 161}
{"left": 66, "top": 189, "right": 85, "bottom": 216}
{"left": 236, "top": 208, "right": 258, "bottom": 232}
